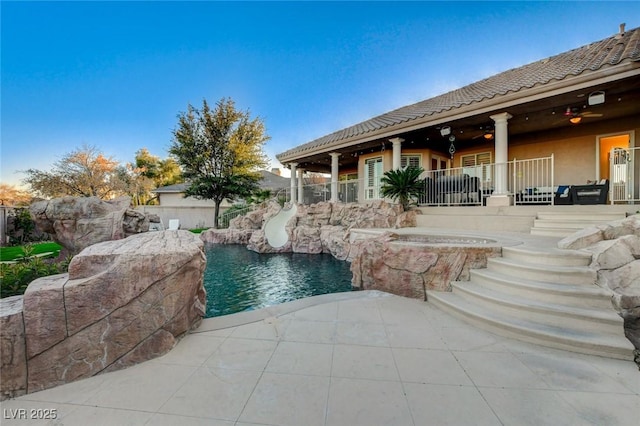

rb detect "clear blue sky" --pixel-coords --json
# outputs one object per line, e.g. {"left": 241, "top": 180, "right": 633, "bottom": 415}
{"left": 2, "top": 1, "right": 637, "bottom": 186}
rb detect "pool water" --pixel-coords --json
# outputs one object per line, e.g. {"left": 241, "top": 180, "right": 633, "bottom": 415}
{"left": 203, "top": 244, "right": 353, "bottom": 317}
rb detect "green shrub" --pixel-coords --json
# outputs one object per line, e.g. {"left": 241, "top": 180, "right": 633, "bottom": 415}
{"left": 0, "top": 246, "right": 70, "bottom": 298}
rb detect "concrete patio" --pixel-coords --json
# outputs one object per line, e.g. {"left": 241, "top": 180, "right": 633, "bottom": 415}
{"left": 1, "top": 290, "right": 638, "bottom": 425}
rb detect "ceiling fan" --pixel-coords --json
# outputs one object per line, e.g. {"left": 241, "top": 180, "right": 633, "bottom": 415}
{"left": 561, "top": 106, "right": 603, "bottom": 124}
{"left": 472, "top": 125, "right": 494, "bottom": 140}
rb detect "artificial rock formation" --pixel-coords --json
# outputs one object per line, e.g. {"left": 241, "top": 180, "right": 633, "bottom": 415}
{"left": 558, "top": 215, "right": 640, "bottom": 358}
{"left": 200, "top": 200, "right": 417, "bottom": 257}
{"left": 29, "top": 196, "right": 151, "bottom": 255}
{"left": 0, "top": 230, "right": 206, "bottom": 400}
{"left": 350, "top": 232, "right": 501, "bottom": 299}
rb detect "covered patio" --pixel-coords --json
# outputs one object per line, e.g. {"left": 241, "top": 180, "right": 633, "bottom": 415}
{"left": 276, "top": 25, "right": 640, "bottom": 209}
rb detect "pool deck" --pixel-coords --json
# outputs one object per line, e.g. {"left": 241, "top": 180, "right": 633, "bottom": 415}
{"left": 1, "top": 230, "right": 639, "bottom": 425}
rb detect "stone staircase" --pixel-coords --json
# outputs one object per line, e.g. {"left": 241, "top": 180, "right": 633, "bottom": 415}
{"left": 428, "top": 245, "right": 635, "bottom": 360}
{"left": 530, "top": 210, "right": 626, "bottom": 237}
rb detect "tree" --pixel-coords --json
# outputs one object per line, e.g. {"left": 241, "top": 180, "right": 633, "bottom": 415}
{"left": 0, "top": 183, "right": 33, "bottom": 206}
{"left": 134, "top": 148, "right": 182, "bottom": 188}
{"left": 22, "top": 145, "right": 127, "bottom": 199}
{"left": 380, "top": 166, "right": 425, "bottom": 211}
{"left": 170, "top": 98, "right": 269, "bottom": 228}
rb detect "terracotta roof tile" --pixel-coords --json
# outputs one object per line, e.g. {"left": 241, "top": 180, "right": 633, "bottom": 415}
{"left": 277, "top": 27, "right": 639, "bottom": 162}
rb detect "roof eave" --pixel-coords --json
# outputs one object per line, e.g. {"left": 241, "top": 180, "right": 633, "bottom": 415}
{"left": 276, "top": 63, "right": 640, "bottom": 164}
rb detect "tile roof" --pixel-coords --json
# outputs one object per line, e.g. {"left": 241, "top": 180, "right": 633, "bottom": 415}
{"left": 277, "top": 26, "right": 640, "bottom": 161}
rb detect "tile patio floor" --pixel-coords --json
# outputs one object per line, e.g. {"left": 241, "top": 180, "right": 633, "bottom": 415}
{"left": 1, "top": 290, "right": 638, "bottom": 426}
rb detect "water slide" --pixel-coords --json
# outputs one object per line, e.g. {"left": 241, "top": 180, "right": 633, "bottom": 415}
{"left": 264, "top": 204, "right": 297, "bottom": 248}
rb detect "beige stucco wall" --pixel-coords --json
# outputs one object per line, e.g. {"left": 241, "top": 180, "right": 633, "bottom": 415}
{"left": 135, "top": 205, "right": 231, "bottom": 230}
{"left": 158, "top": 193, "right": 232, "bottom": 208}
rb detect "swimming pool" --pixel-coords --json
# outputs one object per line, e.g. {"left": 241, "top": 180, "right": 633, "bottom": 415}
{"left": 203, "top": 244, "right": 353, "bottom": 317}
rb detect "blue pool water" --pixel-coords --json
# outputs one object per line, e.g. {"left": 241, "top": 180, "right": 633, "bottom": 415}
{"left": 203, "top": 244, "right": 353, "bottom": 317}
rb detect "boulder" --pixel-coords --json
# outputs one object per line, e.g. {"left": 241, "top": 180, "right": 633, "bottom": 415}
{"left": 30, "top": 196, "right": 131, "bottom": 254}
{"left": 586, "top": 236, "right": 637, "bottom": 270}
{"left": 0, "top": 296, "right": 27, "bottom": 400}
{"left": 2, "top": 230, "right": 207, "bottom": 396}
{"left": 201, "top": 228, "right": 254, "bottom": 245}
{"left": 123, "top": 209, "right": 150, "bottom": 236}
{"left": 557, "top": 226, "right": 604, "bottom": 250}
{"left": 292, "top": 226, "right": 323, "bottom": 254}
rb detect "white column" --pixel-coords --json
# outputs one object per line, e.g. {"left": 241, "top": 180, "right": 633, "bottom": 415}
{"left": 289, "top": 163, "right": 298, "bottom": 204}
{"left": 330, "top": 152, "right": 340, "bottom": 203}
{"left": 389, "top": 137, "right": 404, "bottom": 170}
{"left": 297, "top": 168, "right": 305, "bottom": 205}
{"left": 487, "top": 112, "right": 513, "bottom": 206}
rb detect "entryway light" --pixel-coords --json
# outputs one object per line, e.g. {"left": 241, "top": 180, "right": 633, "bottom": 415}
{"left": 440, "top": 126, "right": 451, "bottom": 137}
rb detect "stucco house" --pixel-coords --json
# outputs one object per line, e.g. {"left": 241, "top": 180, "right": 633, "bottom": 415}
{"left": 137, "top": 170, "right": 290, "bottom": 229}
{"left": 152, "top": 169, "right": 290, "bottom": 207}
{"left": 276, "top": 24, "right": 639, "bottom": 214}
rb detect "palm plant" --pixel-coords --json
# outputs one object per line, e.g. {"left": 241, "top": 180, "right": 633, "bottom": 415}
{"left": 380, "top": 166, "right": 425, "bottom": 211}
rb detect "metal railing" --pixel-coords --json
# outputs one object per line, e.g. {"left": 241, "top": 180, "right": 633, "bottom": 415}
{"left": 217, "top": 204, "right": 258, "bottom": 229}
{"left": 610, "top": 146, "right": 639, "bottom": 204}
{"left": 511, "top": 155, "right": 555, "bottom": 205}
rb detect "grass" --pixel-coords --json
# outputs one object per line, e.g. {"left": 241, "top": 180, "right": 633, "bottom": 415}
{"left": 189, "top": 228, "right": 210, "bottom": 234}
{"left": 0, "top": 242, "right": 62, "bottom": 262}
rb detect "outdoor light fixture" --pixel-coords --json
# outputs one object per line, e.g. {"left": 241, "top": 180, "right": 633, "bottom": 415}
{"left": 440, "top": 126, "right": 451, "bottom": 137}
{"left": 569, "top": 116, "right": 582, "bottom": 124}
{"left": 588, "top": 91, "right": 605, "bottom": 106}
{"left": 483, "top": 131, "right": 494, "bottom": 140}
{"left": 564, "top": 107, "right": 573, "bottom": 116}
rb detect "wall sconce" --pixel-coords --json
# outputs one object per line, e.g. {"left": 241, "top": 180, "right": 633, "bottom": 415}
{"left": 440, "top": 126, "right": 451, "bottom": 137}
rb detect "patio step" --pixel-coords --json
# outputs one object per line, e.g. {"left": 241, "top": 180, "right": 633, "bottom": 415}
{"left": 428, "top": 292, "right": 634, "bottom": 360}
{"left": 501, "top": 246, "right": 591, "bottom": 267}
{"left": 467, "top": 269, "right": 612, "bottom": 309}
{"left": 530, "top": 211, "right": 626, "bottom": 238}
{"left": 427, "top": 239, "right": 634, "bottom": 360}
{"left": 487, "top": 257, "right": 596, "bottom": 285}
{"left": 449, "top": 281, "right": 621, "bottom": 334}
{"left": 531, "top": 227, "right": 589, "bottom": 237}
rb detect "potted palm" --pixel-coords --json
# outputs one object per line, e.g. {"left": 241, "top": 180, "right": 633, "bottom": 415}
{"left": 380, "top": 166, "right": 425, "bottom": 211}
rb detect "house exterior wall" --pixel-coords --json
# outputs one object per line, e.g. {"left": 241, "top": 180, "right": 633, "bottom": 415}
{"left": 135, "top": 205, "right": 231, "bottom": 230}
{"left": 158, "top": 193, "right": 232, "bottom": 208}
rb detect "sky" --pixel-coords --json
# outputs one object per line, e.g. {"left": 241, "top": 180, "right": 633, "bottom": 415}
{"left": 1, "top": 1, "right": 638, "bottom": 186}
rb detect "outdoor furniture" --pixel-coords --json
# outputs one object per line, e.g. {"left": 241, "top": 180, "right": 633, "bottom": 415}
{"left": 436, "top": 174, "right": 470, "bottom": 204}
{"left": 518, "top": 186, "right": 555, "bottom": 204}
{"left": 554, "top": 185, "right": 573, "bottom": 205}
{"left": 570, "top": 179, "right": 609, "bottom": 204}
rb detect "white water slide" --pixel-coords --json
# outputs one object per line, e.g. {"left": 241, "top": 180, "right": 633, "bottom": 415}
{"left": 264, "top": 204, "right": 297, "bottom": 248}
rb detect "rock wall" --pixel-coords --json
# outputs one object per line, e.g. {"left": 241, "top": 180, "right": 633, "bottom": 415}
{"left": 200, "top": 200, "right": 417, "bottom": 257}
{"left": 29, "top": 196, "right": 153, "bottom": 255}
{"left": 558, "top": 215, "right": 640, "bottom": 358}
{"left": 0, "top": 230, "right": 206, "bottom": 400}
{"left": 350, "top": 232, "right": 501, "bottom": 299}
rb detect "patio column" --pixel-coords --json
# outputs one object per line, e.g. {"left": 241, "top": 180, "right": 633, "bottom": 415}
{"left": 488, "top": 112, "right": 513, "bottom": 206}
{"left": 389, "top": 137, "right": 404, "bottom": 170}
{"left": 289, "top": 163, "right": 298, "bottom": 204}
{"left": 297, "top": 168, "right": 305, "bottom": 205}
{"left": 330, "top": 152, "right": 340, "bottom": 203}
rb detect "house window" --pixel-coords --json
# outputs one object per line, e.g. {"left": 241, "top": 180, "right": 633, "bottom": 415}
{"left": 401, "top": 155, "right": 421, "bottom": 169}
{"left": 365, "top": 157, "right": 383, "bottom": 199}
{"left": 339, "top": 173, "right": 358, "bottom": 181}
{"left": 461, "top": 152, "right": 492, "bottom": 182}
